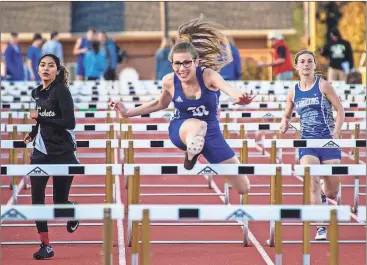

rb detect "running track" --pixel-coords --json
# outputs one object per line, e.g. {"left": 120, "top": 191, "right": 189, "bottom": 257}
{"left": 1, "top": 115, "right": 366, "bottom": 265}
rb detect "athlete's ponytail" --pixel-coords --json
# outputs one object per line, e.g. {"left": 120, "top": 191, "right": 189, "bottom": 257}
{"left": 169, "top": 14, "right": 233, "bottom": 72}
{"left": 38, "top": 54, "right": 69, "bottom": 86}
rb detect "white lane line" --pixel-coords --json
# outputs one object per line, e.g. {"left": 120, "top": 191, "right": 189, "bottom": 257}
{"left": 114, "top": 139, "right": 127, "bottom": 265}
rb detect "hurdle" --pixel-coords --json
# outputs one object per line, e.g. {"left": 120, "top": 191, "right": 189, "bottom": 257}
{"left": 221, "top": 110, "right": 367, "bottom": 123}
{"left": 121, "top": 139, "right": 256, "bottom": 201}
{"left": 0, "top": 203, "right": 123, "bottom": 265}
{"left": 268, "top": 165, "right": 366, "bottom": 250}
{"left": 124, "top": 163, "right": 293, "bottom": 247}
{"left": 129, "top": 205, "right": 350, "bottom": 265}
{"left": 264, "top": 136, "right": 366, "bottom": 211}
{"left": 0, "top": 164, "right": 121, "bottom": 241}
{"left": 1, "top": 140, "right": 118, "bottom": 191}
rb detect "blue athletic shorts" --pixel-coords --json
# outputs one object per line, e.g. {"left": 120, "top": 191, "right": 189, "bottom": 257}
{"left": 298, "top": 146, "right": 341, "bottom": 162}
{"left": 168, "top": 119, "right": 235, "bottom": 163}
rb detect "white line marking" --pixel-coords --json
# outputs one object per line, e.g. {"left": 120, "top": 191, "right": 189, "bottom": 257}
{"left": 115, "top": 140, "right": 127, "bottom": 265}
{"left": 201, "top": 162, "right": 274, "bottom": 265}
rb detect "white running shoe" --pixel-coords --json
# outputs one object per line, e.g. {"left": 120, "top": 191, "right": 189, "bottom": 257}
{"left": 315, "top": 226, "right": 327, "bottom": 240}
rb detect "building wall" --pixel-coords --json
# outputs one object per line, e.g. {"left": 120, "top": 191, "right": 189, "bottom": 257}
{"left": 0, "top": 2, "right": 71, "bottom": 33}
{"left": 71, "top": 2, "right": 124, "bottom": 33}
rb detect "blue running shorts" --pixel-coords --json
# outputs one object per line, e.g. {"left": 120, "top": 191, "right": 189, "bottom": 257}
{"left": 169, "top": 119, "right": 235, "bottom": 163}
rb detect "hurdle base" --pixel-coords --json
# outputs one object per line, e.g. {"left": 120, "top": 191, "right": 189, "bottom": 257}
{"left": 1, "top": 222, "right": 103, "bottom": 227}
{"left": 1, "top": 240, "right": 104, "bottom": 245}
{"left": 282, "top": 240, "right": 365, "bottom": 244}
{"left": 138, "top": 240, "right": 244, "bottom": 244}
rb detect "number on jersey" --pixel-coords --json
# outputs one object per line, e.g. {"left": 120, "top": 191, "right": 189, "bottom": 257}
{"left": 187, "top": 105, "right": 209, "bottom": 116}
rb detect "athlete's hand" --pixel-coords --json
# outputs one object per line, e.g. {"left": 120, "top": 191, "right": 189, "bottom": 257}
{"left": 109, "top": 100, "right": 128, "bottom": 117}
{"left": 24, "top": 133, "right": 33, "bottom": 144}
{"left": 279, "top": 117, "right": 289, "bottom": 134}
{"left": 331, "top": 130, "right": 341, "bottom": 139}
{"left": 233, "top": 93, "right": 256, "bottom": 105}
{"left": 30, "top": 110, "right": 38, "bottom": 119}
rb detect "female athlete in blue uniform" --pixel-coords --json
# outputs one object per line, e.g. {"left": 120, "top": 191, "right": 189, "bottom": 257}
{"left": 280, "top": 50, "right": 345, "bottom": 240}
{"left": 110, "top": 15, "right": 255, "bottom": 195}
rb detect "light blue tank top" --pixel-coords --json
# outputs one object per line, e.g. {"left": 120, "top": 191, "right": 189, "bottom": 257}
{"left": 293, "top": 76, "right": 335, "bottom": 139}
{"left": 170, "top": 67, "right": 220, "bottom": 123}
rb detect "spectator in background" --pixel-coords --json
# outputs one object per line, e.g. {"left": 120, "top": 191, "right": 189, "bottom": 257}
{"left": 258, "top": 31, "right": 293, "bottom": 80}
{"left": 98, "top": 31, "right": 118, "bottom": 80}
{"left": 42, "top": 31, "right": 63, "bottom": 62}
{"left": 1, "top": 60, "right": 7, "bottom": 80}
{"left": 4, "top": 32, "right": 25, "bottom": 81}
{"left": 73, "top": 28, "right": 96, "bottom": 80}
{"left": 26, "top": 33, "right": 43, "bottom": 82}
{"left": 155, "top": 37, "right": 173, "bottom": 80}
{"left": 83, "top": 41, "right": 106, "bottom": 80}
{"left": 320, "top": 27, "right": 354, "bottom": 81}
{"left": 219, "top": 36, "right": 242, "bottom": 80}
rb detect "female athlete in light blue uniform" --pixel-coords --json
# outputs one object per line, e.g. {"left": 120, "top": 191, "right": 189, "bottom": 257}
{"left": 280, "top": 50, "right": 345, "bottom": 240}
{"left": 110, "top": 15, "right": 255, "bottom": 195}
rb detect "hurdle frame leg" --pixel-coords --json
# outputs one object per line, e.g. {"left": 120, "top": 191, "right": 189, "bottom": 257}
{"left": 303, "top": 167, "right": 311, "bottom": 265}
{"left": 274, "top": 167, "right": 282, "bottom": 265}
{"left": 267, "top": 140, "right": 277, "bottom": 247}
{"left": 130, "top": 167, "right": 140, "bottom": 265}
{"left": 240, "top": 194, "right": 249, "bottom": 247}
{"left": 141, "top": 209, "right": 151, "bottom": 265}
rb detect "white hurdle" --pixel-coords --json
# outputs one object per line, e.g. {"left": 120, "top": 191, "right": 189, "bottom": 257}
{"left": 1, "top": 164, "right": 121, "bottom": 242}
{"left": 260, "top": 164, "right": 367, "bottom": 265}
{"left": 1, "top": 164, "right": 121, "bottom": 203}
{"left": 0, "top": 203, "right": 123, "bottom": 265}
{"left": 121, "top": 139, "right": 256, "bottom": 192}
{"left": 129, "top": 204, "right": 351, "bottom": 265}
{"left": 264, "top": 138, "right": 366, "bottom": 212}
{"left": 1, "top": 139, "right": 119, "bottom": 192}
{"left": 124, "top": 163, "right": 292, "bottom": 247}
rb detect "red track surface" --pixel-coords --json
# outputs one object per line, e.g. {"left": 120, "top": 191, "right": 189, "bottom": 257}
{"left": 1, "top": 116, "right": 366, "bottom": 265}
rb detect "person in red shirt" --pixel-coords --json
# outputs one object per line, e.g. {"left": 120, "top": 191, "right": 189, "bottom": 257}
{"left": 258, "top": 31, "right": 294, "bottom": 80}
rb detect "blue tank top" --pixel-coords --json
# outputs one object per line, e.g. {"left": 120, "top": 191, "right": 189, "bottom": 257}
{"left": 293, "top": 76, "right": 335, "bottom": 139}
{"left": 170, "top": 67, "right": 220, "bottom": 123}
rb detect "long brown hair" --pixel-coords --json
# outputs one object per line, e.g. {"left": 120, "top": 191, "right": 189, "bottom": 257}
{"left": 38, "top": 54, "right": 69, "bottom": 85}
{"left": 169, "top": 15, "right": 232, "bottom": 72}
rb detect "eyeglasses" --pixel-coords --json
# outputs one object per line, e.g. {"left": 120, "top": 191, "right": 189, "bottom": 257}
{"left": 172, "top": 59, "right": 195, "bottom": 69}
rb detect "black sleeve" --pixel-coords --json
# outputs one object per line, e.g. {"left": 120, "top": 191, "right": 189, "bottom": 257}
{"left": 36, "top": 85, "right": 76, "bottom": 130}
{"left": 29, "top": 88, "right": 39, "bottom": 138}
{"left": 28, "top": 122, "right": 39, "bottom": 139}
{"left": 277, "top": 46, "right": 286, "bottom": 59}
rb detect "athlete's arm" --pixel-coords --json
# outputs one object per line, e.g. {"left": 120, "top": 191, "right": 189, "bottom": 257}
{"left": 120, "top": 73, "right": 173, "bottom": 118}
{"left": 279, "top": 87, "right": 295, "bottom": 134}
{"left": 36, "top": 86, "right": 76, "bottom": 130}
{"left": 203, "top": 69, "right": 255, "bottom": 104}
{"left": 283, "top": 88, "right": 295, "bottom": 120}
{"left": 320, "top": 79, "right": 345, "bottom": 138}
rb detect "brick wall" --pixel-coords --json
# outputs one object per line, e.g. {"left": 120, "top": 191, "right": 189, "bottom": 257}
{"left": 0, "top": 2, "right": 71, "bottom": 33}
{"left": 124, "top": 2, "right": 294, "bottom": 31}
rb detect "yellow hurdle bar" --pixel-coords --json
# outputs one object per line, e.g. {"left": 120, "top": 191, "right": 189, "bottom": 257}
{"left": 141, "top": 209, "right": 151, "bottom": 265}
{"left": 105, "top": 166, "right": 113, "bottom": 204}
{"left": 303, "top": 167, "right": 311, "bottom": 265}
{"left": 274, "top": 166, "right": 283, "bottom": 265}
{"left": 352, "top": 124, "right": 360, "bottom": 213}
{"left": 329, "top": 209, "right": 339, "bottom": 265}
{"left": 103, "top": 207, "right": 112, "bottom": 265}
{"left": 131, "top": 166, "right": 141, "bottom": 264}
